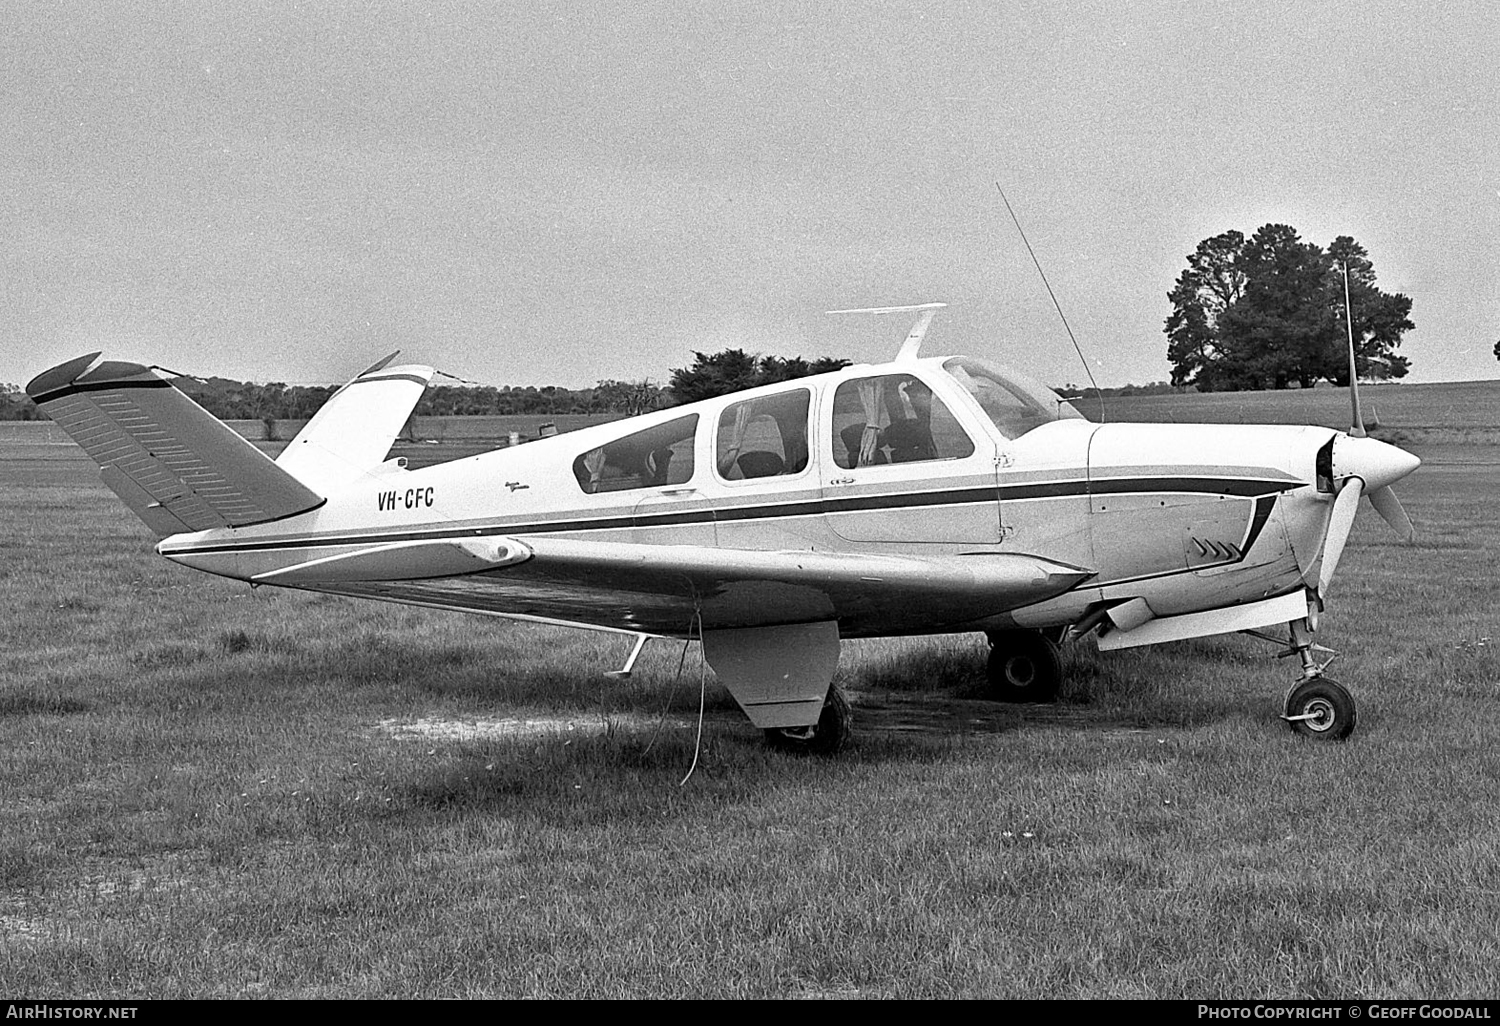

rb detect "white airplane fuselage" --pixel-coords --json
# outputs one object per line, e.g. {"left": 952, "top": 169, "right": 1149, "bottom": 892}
{"left": 155, "top": 357, "right": 1384, "bottom": 643}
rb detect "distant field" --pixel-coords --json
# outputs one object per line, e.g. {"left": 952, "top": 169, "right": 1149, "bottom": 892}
{"left": 1096, "top": 379, "right": 1500, "bottom": 467}
{"left": 1096, "top": 379, "right": 1498, "bottom": 428}
{"left": 1, "top": 384, "right": 1498, "bottom": 997}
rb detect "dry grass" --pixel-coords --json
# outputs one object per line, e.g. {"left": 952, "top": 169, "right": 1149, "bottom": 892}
{"left": 1, "top": 417, "right": 1498, "bottom": 998}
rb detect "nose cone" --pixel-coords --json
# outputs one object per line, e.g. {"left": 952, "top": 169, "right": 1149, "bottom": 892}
{"left": 1332, "top": 434, "right": 1421, "bottom": 492}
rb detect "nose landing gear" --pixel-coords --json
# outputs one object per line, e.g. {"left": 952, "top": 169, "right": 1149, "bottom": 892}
{"left": 1277, "top": 616, "right": 1357, "bottom": 741}
{"left": 1244, "top": 610, "right": 1357, "bottom": 740}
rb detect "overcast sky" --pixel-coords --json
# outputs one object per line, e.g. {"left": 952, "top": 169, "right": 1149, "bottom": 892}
{"left": 5, "top": 1, "right": 1497, "bottom": 391}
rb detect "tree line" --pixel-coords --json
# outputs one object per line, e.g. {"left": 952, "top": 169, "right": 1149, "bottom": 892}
{"left": 0, "top": 351, "right": 853, "bottom": 422}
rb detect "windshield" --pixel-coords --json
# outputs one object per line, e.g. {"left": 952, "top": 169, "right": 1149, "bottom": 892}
{"left": 942, "top": 357, "right": 1082, "bottom": 440}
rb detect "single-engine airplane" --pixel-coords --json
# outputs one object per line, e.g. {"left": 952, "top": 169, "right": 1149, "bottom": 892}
{"left": 26, "top": 303, "right": 1419, "bottom": 753}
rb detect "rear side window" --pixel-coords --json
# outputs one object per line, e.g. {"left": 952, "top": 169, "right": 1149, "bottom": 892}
{"left": 832, "top": 374, "right": 974, "bottom": 469}
{"left": 573, "top": 414, "right": 698, "bottom": 494}
{"left": 716, "top": 389, "right": 811, "bottom": 480}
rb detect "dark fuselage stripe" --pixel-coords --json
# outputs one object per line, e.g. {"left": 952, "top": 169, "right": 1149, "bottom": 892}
{"left": 161, "top": 475, "right": 1304, "bottom": 558}
{"left": 352, "top": 372, "right": 430, "bottom": 386}
{"left": 1243, "top": 494, "right": 1278, "bottom": 554}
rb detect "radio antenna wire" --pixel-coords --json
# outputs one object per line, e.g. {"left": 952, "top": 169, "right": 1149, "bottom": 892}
{"left": 995, "top": 183, "right": 1105, "bottom": 423}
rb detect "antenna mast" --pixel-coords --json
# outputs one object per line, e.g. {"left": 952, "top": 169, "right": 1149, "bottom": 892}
{"left": 995, "top": 184, "right": 1104, "bottom": 423}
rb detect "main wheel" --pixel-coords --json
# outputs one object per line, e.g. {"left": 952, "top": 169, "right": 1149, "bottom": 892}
{"left": 986, "top": 630, "right": 1062, "bottom": 703}
{"left": 1283, "top": 677, "right": 1357, "bottom": 741}
{"left": 765, "top": 685, "right": 851, "bottom": 756}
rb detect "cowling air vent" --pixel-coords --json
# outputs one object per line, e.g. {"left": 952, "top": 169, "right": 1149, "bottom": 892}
{"left": 1315, "top": 436, "right": 1335, "bottom": 493}
{"left": 1186, "top": 536, "right": 1242, "bottom": 568}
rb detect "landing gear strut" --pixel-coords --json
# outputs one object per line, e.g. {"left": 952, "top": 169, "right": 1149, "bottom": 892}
{"left": 1279, "top": 617, "right": 1357, "bottom": 741}
{"left": 985, "top": 630, "right": 1062, "bottom": 703}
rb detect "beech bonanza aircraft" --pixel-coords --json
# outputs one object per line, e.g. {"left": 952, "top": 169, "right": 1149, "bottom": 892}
{"left": 26, "top": 304, "right": 1419, "bottom": 753}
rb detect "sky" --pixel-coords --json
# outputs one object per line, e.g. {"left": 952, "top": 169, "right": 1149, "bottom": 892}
{"left": 4, "top": 0, "right": 1497, "bottom": 391}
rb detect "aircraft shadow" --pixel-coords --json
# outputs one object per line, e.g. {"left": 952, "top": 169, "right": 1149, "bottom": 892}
{"left": 848, "top": 688, "right": 1177, "bottom": 739}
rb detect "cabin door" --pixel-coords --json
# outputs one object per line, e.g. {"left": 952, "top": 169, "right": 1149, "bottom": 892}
{"left": 820, "top": 371, "right": 1001, "bottom": 545}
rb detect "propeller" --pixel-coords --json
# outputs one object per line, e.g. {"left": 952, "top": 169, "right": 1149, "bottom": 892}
{"left": 1316, "top": 437, "right": 1420, "bottom": 596}
{"left": 1317, "top": 476, "right": 1363, "bottom": 596}
{"left": 1366, "top": 484, "right": 1414, "bottom": 541}
{"left": 1315, "top": 264, "right": 1420, "bottom": 596}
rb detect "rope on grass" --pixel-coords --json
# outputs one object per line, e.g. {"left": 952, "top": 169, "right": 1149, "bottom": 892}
{"left": 679, "top": 607, "right": 707, "bottom": 788}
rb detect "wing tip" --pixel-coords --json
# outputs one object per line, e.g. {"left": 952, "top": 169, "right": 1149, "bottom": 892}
{"left": 25, "top": 352, "right": 104, "bottom": 401}
{"left": 26, "top": 353, "right": 167, "bottom": 404}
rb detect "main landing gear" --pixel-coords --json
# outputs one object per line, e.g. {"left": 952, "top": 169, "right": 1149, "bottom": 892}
{"left": 985, "top": 629, "right": 1062, "bottom": 703}
{"left": 1277, "top": 617, "right": 1357, "bottom": 741}
{"left": 764, "top": 685, "right": 852, "bottom": 756}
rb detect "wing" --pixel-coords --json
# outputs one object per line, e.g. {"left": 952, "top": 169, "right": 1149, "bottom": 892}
{"left": 248, "top": 534, "right": 1093, "bottom": 637}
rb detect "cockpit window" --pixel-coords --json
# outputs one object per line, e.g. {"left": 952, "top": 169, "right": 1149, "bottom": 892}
{"left": 716, "top": 389, "right": 810, "bottom": 480}
{"left": 831, "top": 374, "right": 975, "bottom": 469}
{"left": 573, "top": 414, "right": 698, "bottom": 494}
{"left": 942, "top": 357, "right": 1079, "bottom": 440}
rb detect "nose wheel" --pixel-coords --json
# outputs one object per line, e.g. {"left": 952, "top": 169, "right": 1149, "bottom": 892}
{"left": 1282, "top": 677, "right": 1357, "bottom": 740}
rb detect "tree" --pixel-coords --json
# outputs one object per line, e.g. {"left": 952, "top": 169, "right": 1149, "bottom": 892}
{"left": 0, "top": 382, "right": 42, "bottom": 420}
{"left": 1215, "top": 224, "right": 1335, "bottom": 390}
{"left": 668, "top": 350, "right": 849, "bottom": 404}
{"left": 1165, "top": 230, "right": 1247, "bottom": 389}
{"left": 591, "top": 379, "right": 664, "bottom": 416}
{"left": 668, "top": 349, "right": 762, "bottom": 404}
{"left": 1165, "top": 225, "right": 1413, "bottom": 390}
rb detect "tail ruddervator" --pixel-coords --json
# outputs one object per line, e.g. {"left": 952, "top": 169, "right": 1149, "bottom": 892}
{"left": 26, "top": 354, "right": 324, "bottom": 536}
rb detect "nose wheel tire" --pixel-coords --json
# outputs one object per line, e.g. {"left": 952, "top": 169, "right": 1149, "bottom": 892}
{"left": 765, "top": 685, "right": 851, "bottom": 756}
{"left": 986, "top": 630, "right": 1062, "bottom": 703}
{"left": 1283, "top": 678, "right": 1356, "bottom": 741}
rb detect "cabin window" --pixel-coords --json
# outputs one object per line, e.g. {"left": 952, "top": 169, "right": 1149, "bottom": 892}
{"left": 942, "top": 357, "right": 1079, "bottom": 440}
{"left": 831, "top": 374, "right": 975, "bottom": 469}
{"left": 573, "top": 414, "right": 698, "bottom": 494}
{"left": 715, "top": 389, "right": 811, "bottom": 481}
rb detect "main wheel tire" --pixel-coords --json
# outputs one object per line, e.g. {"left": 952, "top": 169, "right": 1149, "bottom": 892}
{"left": 765, "top": 685, "right": 851, "bottom": 756}
{"left": 1283, "top": 677, "right": 1357, "bottom": 741}
{"left": 986, "top": 630, "right": 1062, "bottom": 703}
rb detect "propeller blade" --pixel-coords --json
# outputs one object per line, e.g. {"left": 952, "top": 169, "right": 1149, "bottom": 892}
{"left": 1367, "top": 484, "right": 1415, "bottom": 542}
{"left": 1318, "top": 478, "right": 1364, "bottom": 597}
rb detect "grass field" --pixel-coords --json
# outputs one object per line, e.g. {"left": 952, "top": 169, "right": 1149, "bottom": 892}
{"left": 1, "top": 384, "right": 1498, "bottom": 998}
